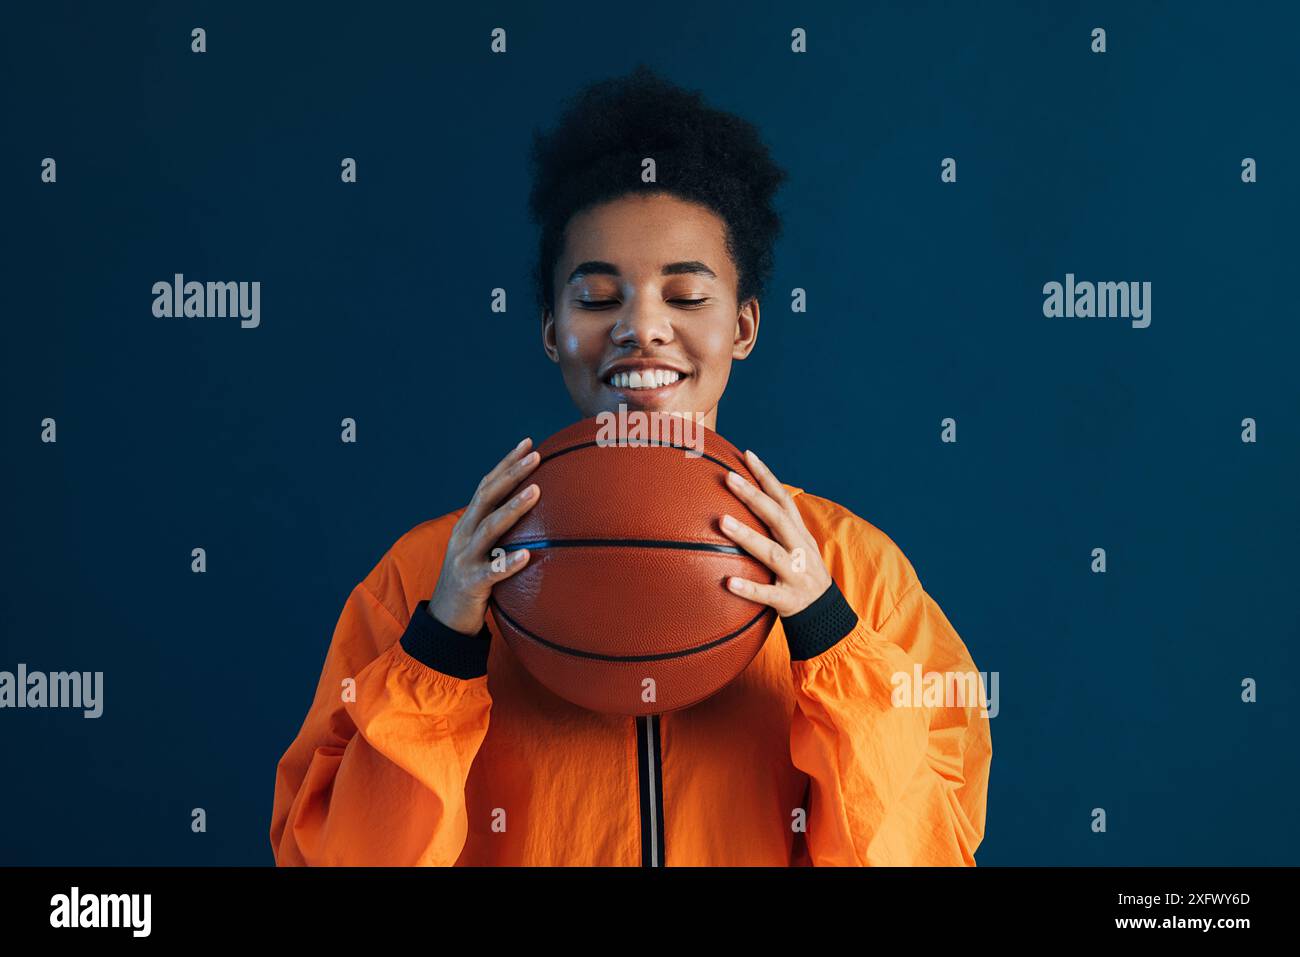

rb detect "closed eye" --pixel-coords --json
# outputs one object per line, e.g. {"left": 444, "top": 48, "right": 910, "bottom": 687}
{"left": 575, "top": 298, "right": 710, "bottom": 310}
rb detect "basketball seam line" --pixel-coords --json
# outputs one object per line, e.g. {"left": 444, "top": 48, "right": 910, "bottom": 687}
{"left": 538, "top": 439, "right": 739, "bottom": 474}
{"left": 488, "top": 598, "right": 775, "bottom": 662}
{"left": 499, "top": 538, "right": 746, "bottom": 554}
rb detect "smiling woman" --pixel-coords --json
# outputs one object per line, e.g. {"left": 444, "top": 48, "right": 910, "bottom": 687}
{"left": 270, "top": 62, "right": 993, "bottom": 867}
{"left": 529, "top": 64, "right": 787, "bottom": 431}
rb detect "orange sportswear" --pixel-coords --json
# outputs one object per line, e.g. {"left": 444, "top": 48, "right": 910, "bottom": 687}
{"left": 270, "top": 483, "right": 993, "bottom": 866}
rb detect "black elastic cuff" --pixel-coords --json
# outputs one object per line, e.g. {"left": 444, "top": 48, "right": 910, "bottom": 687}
{"left": 781, "top": 580, "right": 859, "bottom": 661}
{"left": 399, "top": 600, "right": 491, "bottom": 679}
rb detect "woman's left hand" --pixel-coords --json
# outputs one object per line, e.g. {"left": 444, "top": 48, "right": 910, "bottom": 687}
{"left": 719, "top": 449, "right": 834, "bottom": 617}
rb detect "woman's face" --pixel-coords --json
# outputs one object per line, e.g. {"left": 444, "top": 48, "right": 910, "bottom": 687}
{"left": 542, "top": 192, "right": 759, "bottom": 432}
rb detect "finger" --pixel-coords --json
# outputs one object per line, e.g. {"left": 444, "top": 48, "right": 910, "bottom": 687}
{"left": 720, "top": 513, "right": 790, "bottom": 577}
{"left": 725, "top": 574, "right": 787, "bottom": 610}
{"left": 471, "top": 438, "right": 534, "bottom": 505}
{"left": 485, "top": 436, "right": 534, "bottom": 487}
{"left": 463, "top": 442, "right": 540, "bottom": 529}
{"left": 470, "top": 481, "right": 540, "bottom": 555}
{"left": 725, "top": 470, "right": 803, "bottom": 548}
{"left": 743, "top": 449, "right": 800, "bottom": 517}
{"left": 478, "top": 545, "right": 531, "bottom": 585}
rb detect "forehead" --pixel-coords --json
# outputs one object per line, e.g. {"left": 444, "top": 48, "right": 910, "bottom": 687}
{"left": 559, "top": 193, "right": 732, "bottom": 276}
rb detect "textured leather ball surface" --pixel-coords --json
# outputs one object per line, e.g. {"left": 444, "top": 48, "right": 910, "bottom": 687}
{"left": 489, "top": 415, "right": 777, "bottom": 715}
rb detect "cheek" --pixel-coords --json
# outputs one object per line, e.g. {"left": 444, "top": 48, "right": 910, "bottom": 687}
{"left": 685, "top": 324, "right": 736, "bottom": 378}
{"left": 559, "top": 328, "right": 580, "bottom": 354}
{"left": 558, "top": 326, "right": 604, "bottom": 386}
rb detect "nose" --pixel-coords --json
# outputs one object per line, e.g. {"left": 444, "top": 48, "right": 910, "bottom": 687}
{"left": 610, "top": 295, "right": 674, "bottom": 349}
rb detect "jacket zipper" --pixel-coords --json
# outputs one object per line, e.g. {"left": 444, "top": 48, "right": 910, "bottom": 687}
{"left": 635, "top": 714, "right": 666, "bottom": 867}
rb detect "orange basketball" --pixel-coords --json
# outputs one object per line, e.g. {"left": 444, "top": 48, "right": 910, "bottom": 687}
{"left": 490, "top": 414, "right": 777, "bottom": 715}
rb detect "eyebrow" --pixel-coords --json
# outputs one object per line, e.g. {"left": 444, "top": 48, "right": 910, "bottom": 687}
{"left": 565, "top": 260, "right": 717, "bottom": 284}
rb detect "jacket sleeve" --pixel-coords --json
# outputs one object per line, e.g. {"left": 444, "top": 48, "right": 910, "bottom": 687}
{"left": 269, "top": 578, "right": 494, "bottom": 866}
{"left": 783, "top": 579, "right": 992, "bottom": 866}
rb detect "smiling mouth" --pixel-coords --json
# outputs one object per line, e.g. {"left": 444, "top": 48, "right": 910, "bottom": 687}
{"left": 604, "top": 369, "right": 687, "bottom": 393}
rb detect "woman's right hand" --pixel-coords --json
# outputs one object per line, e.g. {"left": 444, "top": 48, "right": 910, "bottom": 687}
{"left": 427, "top": 437, "right": 542, "bottom": 635}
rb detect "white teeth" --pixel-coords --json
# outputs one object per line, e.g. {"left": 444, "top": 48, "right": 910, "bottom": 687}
{"left": 609, "top": 369, "right": 682, "bottom": 390}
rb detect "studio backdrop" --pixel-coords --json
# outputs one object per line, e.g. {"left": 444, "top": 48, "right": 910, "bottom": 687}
{"left": 2, "top": 0, "right": 1297, "bottom": 865}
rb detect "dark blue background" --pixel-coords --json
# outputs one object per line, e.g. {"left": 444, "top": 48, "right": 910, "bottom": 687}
{"left": 3, "top": 0, "right": 1297, "bottom": 865}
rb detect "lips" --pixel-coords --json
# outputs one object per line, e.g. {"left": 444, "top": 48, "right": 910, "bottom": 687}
{"left": 603, "top": 369, "right": 688, "bottom": 409}
{"left": 607, "top": 375, "right": 684, "bottom": 393}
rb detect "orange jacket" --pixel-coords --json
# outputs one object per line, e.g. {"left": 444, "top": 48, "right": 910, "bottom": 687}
{"left": 270, "top": 483, "right": 992, "bottom": 866}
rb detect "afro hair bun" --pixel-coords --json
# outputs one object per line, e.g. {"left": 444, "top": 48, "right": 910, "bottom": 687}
{"left": 528, "top": 63, "right": 788, "bottom": 316}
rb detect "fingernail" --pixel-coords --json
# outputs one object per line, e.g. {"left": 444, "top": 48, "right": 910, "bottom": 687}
{"left": 511, "top": 548, "right": 528, "bottom": 563}
{"left": 515, "top": 437, "right": 530, "bottom": 451}
{"left": 721, "top": 514, "right": 739, "bottom": 531}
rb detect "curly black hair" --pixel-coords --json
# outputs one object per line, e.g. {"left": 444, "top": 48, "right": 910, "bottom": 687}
{"left": 527, "top": 63, "right": 788, "bottom": 318}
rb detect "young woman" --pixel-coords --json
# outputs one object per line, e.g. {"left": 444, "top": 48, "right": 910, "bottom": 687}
{"left": 270, "top": 64, "right": 992, "bottom": 866}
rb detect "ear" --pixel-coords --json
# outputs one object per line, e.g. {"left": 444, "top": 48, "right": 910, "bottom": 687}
{"left": 541, "top": 307, "right": 560, "bottom": 363}
{"left": 731, "top": 297, "right": 760, "bottom": 360}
